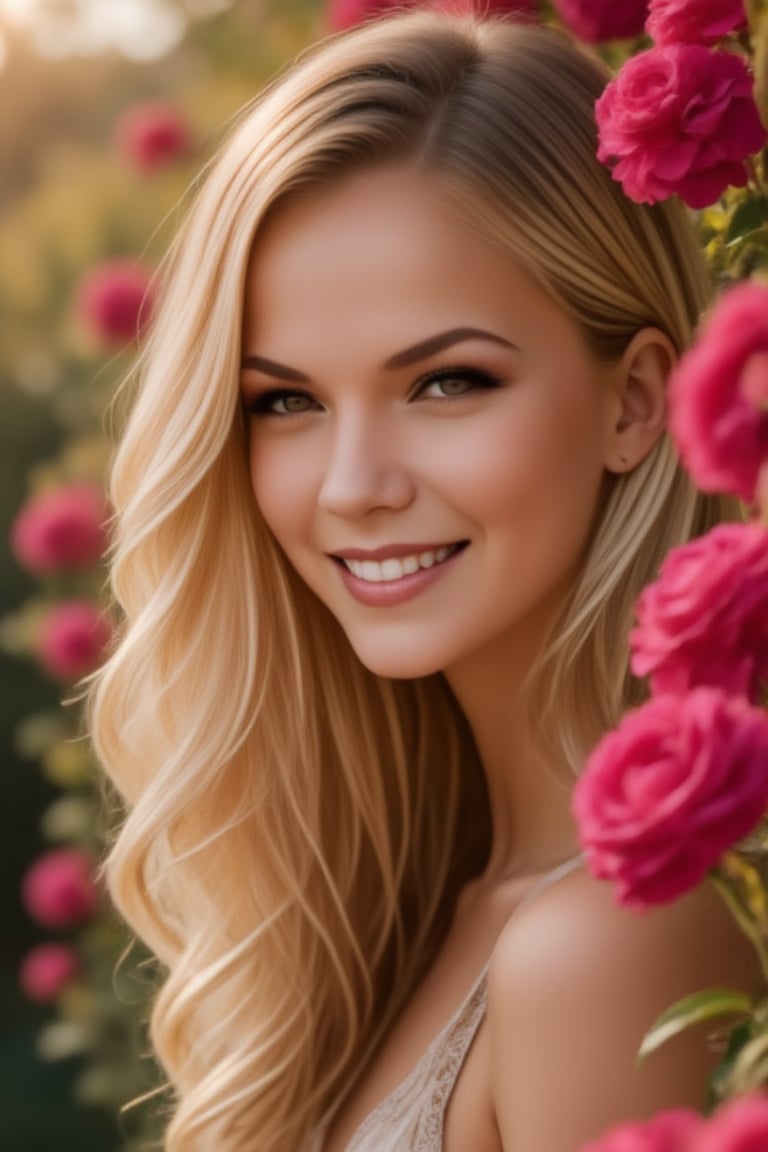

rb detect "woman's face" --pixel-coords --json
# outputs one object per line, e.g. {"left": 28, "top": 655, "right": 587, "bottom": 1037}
{"left": 241, "top": 167, "right": 620, "bottom": 680}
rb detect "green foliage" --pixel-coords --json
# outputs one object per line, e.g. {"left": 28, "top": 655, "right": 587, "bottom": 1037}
{"left": 638, "top": 988, "right": 753, "bottom": 1064}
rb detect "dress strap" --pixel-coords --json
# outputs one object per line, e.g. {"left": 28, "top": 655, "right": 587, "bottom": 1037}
{"left": 513, "top": 851, "right": 587, "bottom": 917}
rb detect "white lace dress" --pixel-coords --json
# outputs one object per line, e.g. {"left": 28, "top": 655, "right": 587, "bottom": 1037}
{"left": 310, "top": 852, "right": 586, "bottom": 1152}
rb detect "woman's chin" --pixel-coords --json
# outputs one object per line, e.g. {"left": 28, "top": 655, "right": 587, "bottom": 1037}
{"left": 346, "top": 637, "right": 449, "bottom": 681}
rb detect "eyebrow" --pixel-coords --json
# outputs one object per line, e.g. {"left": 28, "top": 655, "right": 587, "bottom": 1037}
{"left": 240, "top": 326, "right": 516, "bottom": 381}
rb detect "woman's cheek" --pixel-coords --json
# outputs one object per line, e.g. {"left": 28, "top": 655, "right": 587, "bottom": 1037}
{"left": 249, "top": 438, "right": 315, "bottom": 544}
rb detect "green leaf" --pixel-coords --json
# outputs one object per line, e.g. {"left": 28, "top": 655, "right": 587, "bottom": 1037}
{"left": 726, "top": 196, "right": 768, "bottom": 243}
{"left": 720, "top": 1028, "right": 768, "bottom": 1095}
{"left": 638, "top": 988, "right": 753, "bottom": 1065}
{"left": 707, "top": 1020, "right": 756, "bottom": 1113}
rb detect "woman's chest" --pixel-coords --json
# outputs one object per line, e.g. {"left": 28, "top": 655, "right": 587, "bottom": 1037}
{"left": 321, "top": 1006, "right": 498, "bottom": 1152}
{"left": 321, "top": 922, "right": 504, "bottom": 1151}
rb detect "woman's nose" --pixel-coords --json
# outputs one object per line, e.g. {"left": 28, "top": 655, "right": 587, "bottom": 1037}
{"left": 317, "top": 409, "right": 416, "bottom": 519}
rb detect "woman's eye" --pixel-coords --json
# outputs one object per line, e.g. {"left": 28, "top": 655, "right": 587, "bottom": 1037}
{"left": 247, "top": 390, "right": 317, "bottom": 416}
{"left": 417, "top": 367, "right": 501, "bottom": 400}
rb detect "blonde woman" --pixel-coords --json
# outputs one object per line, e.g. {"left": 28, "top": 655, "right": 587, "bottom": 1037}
{"left": 91, "top": 11, "right": 758, "bottom": 1152}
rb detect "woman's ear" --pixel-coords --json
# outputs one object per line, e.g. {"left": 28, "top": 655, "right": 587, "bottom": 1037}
{"left": 604, "top": 327, "right": 676, "bottom": 475}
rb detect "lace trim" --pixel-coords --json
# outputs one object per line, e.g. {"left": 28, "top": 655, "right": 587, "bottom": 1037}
{"left": 345, "top": 960, "right": 488, "bottom": 1152}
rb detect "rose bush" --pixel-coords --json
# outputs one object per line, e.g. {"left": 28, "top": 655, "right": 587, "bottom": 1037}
{"left": 595, "top": 44, "right": 766, "bottom": 208}
{"left": 10, "top": 483, "right": 108, "bottom": 575}
{"left": 553, "top": 0, "right": 649, "bottom": 42}
{"left": 19, "top": 942, "right": 80, "bottom": 1003}
{"left": 115, "top": 101, "right": 191, "bottom": 173}
{"left": 646, "top": 0, "right": 747, "bottom": 47}
{"left": 629, "top": 522, "right": 768, "bottom": 701}
{"left": 36, "top": 600, "right": 112, "bottom": 680}
{"left": 76, "top": 259, "right": 154, "bottom": 345}
{"left": 21, "top": 849, "right": 99, "bottom": 929}
{"left": 668, "top": 281, "right": 768, "bottom": 503}
{"left": 573, "top": 688, "right": 768, "bottom": 909}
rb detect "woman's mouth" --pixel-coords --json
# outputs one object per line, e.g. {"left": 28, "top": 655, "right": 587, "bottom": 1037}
{"left": 336, "top": 541, "right": 466, "bottom": 583}
{"left": 330, "top": 541, "right": 469, "bottom": 606}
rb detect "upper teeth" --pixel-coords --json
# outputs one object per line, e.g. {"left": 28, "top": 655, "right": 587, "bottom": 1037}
{"left": 343, "top": 545, "right": 458, "bottom": 583}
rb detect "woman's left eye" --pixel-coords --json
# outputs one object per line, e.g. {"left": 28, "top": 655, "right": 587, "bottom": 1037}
{"left": 416, "top": 366, "right": 502, "bottom": 400}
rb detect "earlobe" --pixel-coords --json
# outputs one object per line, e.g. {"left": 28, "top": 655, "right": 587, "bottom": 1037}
{"left": 605, "top": 328, "right": 675, "bottom": 474}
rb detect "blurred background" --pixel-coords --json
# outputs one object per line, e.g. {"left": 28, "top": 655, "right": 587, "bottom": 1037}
{"left": 0, "top": 3, "right": 325, "bottom": 1148}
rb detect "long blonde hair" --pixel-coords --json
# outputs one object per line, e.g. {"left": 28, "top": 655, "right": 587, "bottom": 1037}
{"left": 90, "top": 11, "right": 740, "bottom": 1151}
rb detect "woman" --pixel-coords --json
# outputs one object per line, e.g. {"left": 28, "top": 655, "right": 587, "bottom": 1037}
{"left": 90, "top": 10, "right": 757, "bottom": 1152}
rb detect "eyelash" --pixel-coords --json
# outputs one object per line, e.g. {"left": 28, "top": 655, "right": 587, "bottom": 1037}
{"left": 245, "top": 365, "right": 503, "bottom": 417}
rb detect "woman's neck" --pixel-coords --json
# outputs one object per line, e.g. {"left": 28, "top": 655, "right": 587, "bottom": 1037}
{"left": 444, "top": 600, "right": 582, "bottom": 886}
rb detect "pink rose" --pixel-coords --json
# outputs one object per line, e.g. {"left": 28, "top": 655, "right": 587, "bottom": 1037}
{"left": 697, "top": 1095, "right": 768, "bottom": 1151}
{"left": 21, "top": 849, "right": 99, "bottom": 929}
{"left": 669, "top": 281, "right": 768, "bottom": 503}
{"left": 647, "top": 0, "right": 747, "bottom": 46}
{"left": 758, "top": 462, "right": 768, "bottom": 516}
{"left": 429, "top": 0, "right": 539, "bottom": 12}
{"left": 36, "top": 599, "right": 112, "bottom": 680}
{"left": 327, "top": 0, "right": 404, "bottom": 28}
{"left": 629, "top": 522, "right": 768, "bottom": 701}
{"left": 573, "top": 689, "right": 768, "bottom": 909}
{"left": 115, "top": 101, "right": 191, "bottom": 173}
{"left": 10, "top": 484, "right": 108, "bottom": 575}
{"left": 581, "top": 1109, "right": 704, "bottom": 1151}
{"left": 596, "top": 45, "right": 766, "bottom": 209}
{"left": 76, "top": 259, "right": 154, "bottom": 345}
{"left": 740, "top": 351, "right": 768, "bottom": 411}
{"left": 19, "top": 942, "right": 80, "bottom": 1003}
{"left": 553, "top": 0, "right": 649, "bottom": 42}
{"left": 327, "top": 0, "right": 536, "bottom": 29}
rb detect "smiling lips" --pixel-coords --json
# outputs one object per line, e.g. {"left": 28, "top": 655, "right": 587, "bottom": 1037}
{"left": 337, "top": 542, "right": 464, "bottom": 583}
{"left": 331, "top": 541, "right": 467, "bottom": 606}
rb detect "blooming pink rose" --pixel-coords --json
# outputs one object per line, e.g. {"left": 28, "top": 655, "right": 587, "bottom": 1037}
{"left": 36, "top": 599, "right": 112, "bottom": 680}
{"left": 115, "top": 101, "right": 191, "bottom": 173}
{"left": 573, "top": 689, "right": 768, "bottom": 909}
{"left": 328, "top": 0, "right": 536, "bottom": 29}
{"left": 697, "top": 1095, "right": 768, "bottom": 1151}
{"left": 76, "top": 260, "right": 154, "bottom": 345}
{"left": 10, "top": 484, "right": 108, "bottom": 575}
{"left": 429, "top": 0, "right": 538, "bottom": 12}
{"left": 581, "top": 1109, "right": 704, "bottom": 1151}
{"left": 596, "top": 45, "right": 766, "bottom": 209}
{"left": 740, "top": 351, "right": 768, "bottom": 411}
{"left": 669, "top": 282, "right": 768, "bottom": 503}
{"left": 553, "top": 0, "right": 649, "bottom": 42}
{"left": 646, "top": 0, "right": 747, "bottom": 46}
{"left": 758, "top": 462, "right": 768, "bottom": 515}
{"left": 21, "top": 850, "right": 99, "bottom": 929}
{"left": 19, "top": 942, "right": 80, "bottom": 1003}
{"left": 327, "top": 0, "right": 404, "bottom": 28}
{"left": 629, "top": 522, "right": 768, "bottom": 701}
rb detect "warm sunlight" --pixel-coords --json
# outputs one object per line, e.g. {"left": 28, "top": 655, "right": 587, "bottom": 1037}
{"left": 0, "top": 0, "right": 234, "bottom": 60}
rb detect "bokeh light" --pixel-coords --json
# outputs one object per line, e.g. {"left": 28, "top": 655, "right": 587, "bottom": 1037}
{"left": 0, "top": 0, "right": 236, "bottom": 60}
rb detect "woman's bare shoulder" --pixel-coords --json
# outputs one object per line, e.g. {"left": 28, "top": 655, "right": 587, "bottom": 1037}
{"left": 485, "top": 868, "right": 760, "bottom": 1152}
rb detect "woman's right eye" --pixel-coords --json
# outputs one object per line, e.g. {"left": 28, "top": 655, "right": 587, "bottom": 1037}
{"left": 246, "top": 390, "right": 318, "bottom": 416}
